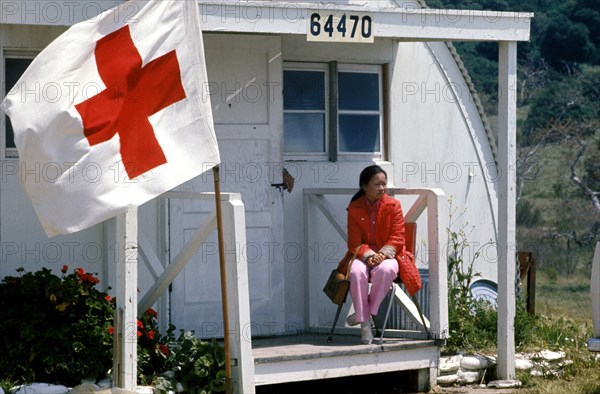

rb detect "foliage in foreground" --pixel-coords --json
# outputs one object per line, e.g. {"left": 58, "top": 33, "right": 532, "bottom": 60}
{"left": 149, "top": 332, "right": 226, "bottom": 394}
{"left": 0, "top": 267, "right": 225, "bottom": 394}
{"left": 0, "top": 267, "right": 113, "bottom": 386}
{"left": 445, "top": 201, "right": 598, "bottom": 392}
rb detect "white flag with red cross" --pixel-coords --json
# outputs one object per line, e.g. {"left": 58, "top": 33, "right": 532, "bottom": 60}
{"left": 1, "top": 0, "right": 220, "bottom": 237}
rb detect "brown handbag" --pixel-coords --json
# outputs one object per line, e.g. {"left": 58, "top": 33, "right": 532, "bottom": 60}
{"left": 323, "top": 246, "right": 361, "bottom": 305}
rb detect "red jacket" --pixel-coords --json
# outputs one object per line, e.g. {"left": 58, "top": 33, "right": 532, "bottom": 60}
{"left": 341, "top": 193, "right": 422, "bottom": 295}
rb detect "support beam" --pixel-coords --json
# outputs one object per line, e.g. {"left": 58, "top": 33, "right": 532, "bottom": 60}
{"left": 222, "top": 194, "right": 255, "bottom": 393}
{"left": 198, "top": 2, "right": 532, "bottom": 42}
{"left": 426, "top": 189, "right": 448, "bottom": 340}
{"left": 497, "top": 40, "right": 518, "bottom": 380}
{"left": 138, "top": 211, "right": 217, "bottom": 315}
{"left": 114, "top": 207, "right": 138, "bottom": 391}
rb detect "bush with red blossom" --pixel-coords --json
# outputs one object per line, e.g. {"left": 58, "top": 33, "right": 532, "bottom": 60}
{"left": 0, "top": 266, "right": 113, "bottom": 385}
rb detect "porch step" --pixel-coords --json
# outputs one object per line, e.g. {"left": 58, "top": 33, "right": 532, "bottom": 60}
{"left": 251, "top": 333, "right": 442, "bottom": 389}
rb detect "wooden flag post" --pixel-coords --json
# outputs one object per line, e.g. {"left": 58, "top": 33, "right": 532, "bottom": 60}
{"left": 114, "top": 207, "right": 138, "bottom": 391}
{"left": 213, "top": 165, "right": 233, "bottom": 393}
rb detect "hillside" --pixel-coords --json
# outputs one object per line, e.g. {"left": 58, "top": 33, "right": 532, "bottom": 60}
{"left": 432, "top": 0, "right": 600, "bottom": 278}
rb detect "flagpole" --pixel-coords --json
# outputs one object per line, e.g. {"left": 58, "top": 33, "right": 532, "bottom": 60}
{"left": 213, "top": 165, "right": 233, "bottom": 393}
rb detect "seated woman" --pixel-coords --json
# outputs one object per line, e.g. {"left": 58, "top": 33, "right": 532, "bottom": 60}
{"left": 342, "top": 165, "right": 412, "bottom": 344}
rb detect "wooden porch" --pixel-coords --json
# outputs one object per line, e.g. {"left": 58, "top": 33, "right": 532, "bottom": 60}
{"left": 135, "top": 188, "right": 449, "bottom": 392}
{"left": 252, "top": 333, "right": 444, "bottom": 391}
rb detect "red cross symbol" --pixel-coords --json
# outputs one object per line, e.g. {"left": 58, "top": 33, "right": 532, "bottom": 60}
{"left": 75, "top": 25, "right": 186, "bottom": 179}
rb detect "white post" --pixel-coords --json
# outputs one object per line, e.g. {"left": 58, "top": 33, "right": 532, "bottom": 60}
{"left": 222, "top": 195, "right": 255, "bottom": 393}
{"left": 589, "top": 241, "right": 600, "bottom": 351}
{"left": 426, "top": 189, "right": 448, "bottom": 340}
{"left": 497, "top": 40, "right": 517, "bottom": 380}
{"left": 114, "top": 207, "right": 138, "bottom": 391}
{"left": 591, "top": 242, "right": 600, "bottom": 338}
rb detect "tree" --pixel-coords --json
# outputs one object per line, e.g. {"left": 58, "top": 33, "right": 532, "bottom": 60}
{"left": 540, "top": 15, "right": 595, "bottom": 70}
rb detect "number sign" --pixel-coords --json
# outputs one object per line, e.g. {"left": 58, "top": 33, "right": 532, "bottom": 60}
{"left": 307, "top": 11, "right": 375, "bottom": 43}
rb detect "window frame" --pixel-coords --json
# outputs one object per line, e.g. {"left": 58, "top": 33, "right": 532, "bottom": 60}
{"left": 283, "top": 62, "right": 330, "bottom": 161}
{"left": 336, "top": 63, "right": 384, "bottom": 161}
{"left": 283, "top": 61, "right": 384, "bottom": 162}
{"left": 2, "top": 49, "right": 38, "bottom": 159}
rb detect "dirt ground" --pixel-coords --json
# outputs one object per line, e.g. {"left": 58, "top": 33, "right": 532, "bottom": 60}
{"left": 433, "top": 386, "right": 520, "bottom": 394}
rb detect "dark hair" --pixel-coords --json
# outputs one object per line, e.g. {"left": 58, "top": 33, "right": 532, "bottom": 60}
{"left": 350, "top": 165, "right": 388, "bottom": 202}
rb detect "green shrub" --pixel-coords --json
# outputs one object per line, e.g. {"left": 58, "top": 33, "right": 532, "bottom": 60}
{"left": 151, "top": 331, "right": 226, "bottom": 394}
{"left": 0, "top": 266, "right": 113, "bottom": 385}
{"left": 0, "top": 266, "right": 226, "bottom": 393}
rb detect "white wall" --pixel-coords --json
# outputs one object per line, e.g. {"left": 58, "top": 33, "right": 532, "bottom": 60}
{"left": 280, "top": 36, "right": 500, "bottom": 329}
{"left": 389, "top": 41, "right": 499, "bottom": 281}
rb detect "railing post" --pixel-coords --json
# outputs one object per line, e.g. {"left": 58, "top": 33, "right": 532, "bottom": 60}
{"left": 114, "top": 207, "right": 138, "bottom": 391}
{"left": 426, "top": 190, "right": 448, "bottom": 340}
{"left": 222, "top": 195, "right": 255, "bottom": 393}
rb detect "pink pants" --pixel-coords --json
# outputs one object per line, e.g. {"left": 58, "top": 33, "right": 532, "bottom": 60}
{"left": 348, "top": 258, "right": 399, "bottom": 323}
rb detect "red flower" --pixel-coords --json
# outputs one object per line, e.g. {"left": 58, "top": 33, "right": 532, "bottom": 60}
{"left": 85, "top": 274, "right": 99, "bottom": 285}
{"left": 137, "top": 320, "right": 144, "bottom": 329}
{"left": 61, "top": 265, "right": 68, "bottom": 273}
{"left": 147, "top": 330, "right": 155, "bottom": 340}
{"left": 105, "top": 295, "right": 113, "bottom": 302}
{"left": 75, "top": 268, "right": 85, "bottom": 276}
{"left": 146, "top": 308, "right": 158, "bottom": 318}
{"left": 137, "top": 330, "right": 142, "bottom": 338}
{"left": 158, "top": 344, "right": 170, "bottom": 356}
{"left": 108, "top": 326, "right": 114, "bottom": 335}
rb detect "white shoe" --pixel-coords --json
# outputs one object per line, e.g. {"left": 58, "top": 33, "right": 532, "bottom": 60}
{"left": 361, "top": 322, "right": 373, "bottom": 344}
{"left": 346, "top": 313, "right": 359, "bottom": 327}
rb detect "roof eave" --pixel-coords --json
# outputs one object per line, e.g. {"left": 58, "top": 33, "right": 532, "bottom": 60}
{"left": 200, "top": 2, "right": 533, "bottom": 42}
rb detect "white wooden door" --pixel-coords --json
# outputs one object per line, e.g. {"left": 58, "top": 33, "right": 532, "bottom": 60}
{"left": 169, "top": 35, "right": 285, "bottom": 338}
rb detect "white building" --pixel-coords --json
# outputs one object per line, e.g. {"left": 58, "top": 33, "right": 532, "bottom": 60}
{"left": 1, "top": 1, "right": 531, "bottom": 392}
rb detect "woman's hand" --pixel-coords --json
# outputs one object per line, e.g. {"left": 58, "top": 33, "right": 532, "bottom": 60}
{"left": 367, "top": 253, "right": 386, "bottom": 267}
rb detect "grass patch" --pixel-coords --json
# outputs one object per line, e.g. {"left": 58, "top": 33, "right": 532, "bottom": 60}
{"left": 536, "top": 270, "right": 592, "bottom": 320}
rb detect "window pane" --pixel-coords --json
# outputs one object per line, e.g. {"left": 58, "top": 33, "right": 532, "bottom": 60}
{"left": 338, "top": 72, "right": 379, "bottom": 111}
{"left": 284, "top": 113, "right": 325, "bottom": 153}
{"left": 339, "top": 114, "right": 380, "bottom": 153}
{"left": 5, "top": 58, "right": 33, "bottom": 149}
{"left": 284, "top": 70, "right": 325, "bottom": 110}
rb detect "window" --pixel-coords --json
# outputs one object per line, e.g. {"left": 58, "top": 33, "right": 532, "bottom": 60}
{"left": 3, "top": 54, "right": 35, "bottom": 157}
{"left": 283, "top": 65, "right": 328, "bottom": 157}
{"left": 283, "top": 67, "right": 327, "bottom": 155}
{"left": 283, "top": 62, "right": 383, "bottom": 161}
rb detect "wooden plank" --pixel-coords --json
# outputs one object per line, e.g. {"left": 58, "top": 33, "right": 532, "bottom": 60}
{"left": 222, "top": 195, "right": 255, "bottom": 393}
{"left": 404, "top": 194, "right": 428, "bottom": 224}
{"left": 199, "top": 2, "right": 532, "bottom": 42}
{"left": 252, "top": 334, "right": 439, "bottom": 386}
{"left": 496, "top": 40, "right": 518, "bottom": 380}
{"left": 114, "top": 207, "right": 138, "bottom": 391}
{"left": 309, "top": 194, "right": 347, "bottom": 241}
{"left": 137, "top": 210, "right": 217, "bottom": 315}
{"left": 392, "top": 285, "right": 430, "bottom": 330}
{"left": 426, "top": 189, "right": 448, "bottom": 341}
{"left": 138, "top": 235, "right": 165, "bottom": 280}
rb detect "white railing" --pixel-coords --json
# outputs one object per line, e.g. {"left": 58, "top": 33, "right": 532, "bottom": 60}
{"left": 303, "top": 188, "right": 448, "bottom": 340}
{"left": 137, "top": 191, "right": 254, "bottom": 394}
